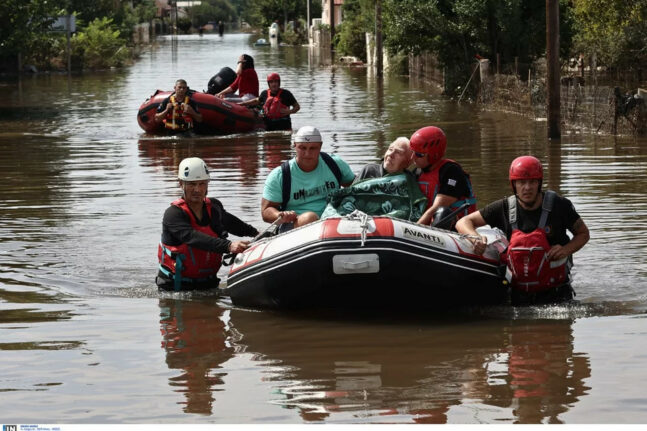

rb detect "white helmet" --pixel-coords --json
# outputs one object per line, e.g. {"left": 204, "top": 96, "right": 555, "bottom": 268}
{"left": 178, "top": 157, "right": 210, "bottom": 181}
{"left": 293, "top": 126, "right": 322, "bottom": 143}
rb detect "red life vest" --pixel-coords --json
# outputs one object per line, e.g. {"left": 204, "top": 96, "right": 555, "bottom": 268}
{"left": 158, "top": 198, "right": 222, "bottom": 288}
{"left": 263, "top": 89, "right": 288, "bottom": 120}
{"left": 417, "top": 158, "right": 477, "bottom": 217}
{"left": 163, "top": 95, "right": 193, "bottom": 131}
{"left": 502, "top": 191, "right": 569, "bottom": 293}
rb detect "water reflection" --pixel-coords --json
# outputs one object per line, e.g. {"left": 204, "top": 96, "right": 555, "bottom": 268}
{"left": 137, "top": 133, "right": 292, "bottom": 187}
{"left": 158, "top": 298, "right": 233, "bottom": 415}
{"left": 228, "top": 310, "right": 590, "bottom": 423}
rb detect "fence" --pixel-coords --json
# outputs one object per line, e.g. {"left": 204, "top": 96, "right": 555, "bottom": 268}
{"left": 410, "top": 52, "right": 647, "bottom": 136}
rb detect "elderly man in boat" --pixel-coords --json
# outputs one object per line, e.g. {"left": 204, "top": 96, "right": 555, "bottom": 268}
{"left": 355, "top": 137, "right": 414, "bottom": 181}
{"left": 321, "top": 137, "right": 427, "bottom": 222}
{"left": 261, "top": 126, "right": 356, "bottom": 231}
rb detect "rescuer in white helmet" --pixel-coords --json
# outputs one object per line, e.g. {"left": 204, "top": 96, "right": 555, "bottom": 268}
{"left": 261, "top": 126, "right": 355, "bottom": 231}
{"left": 156, "top": 157, "right": 259, "bottom": 291}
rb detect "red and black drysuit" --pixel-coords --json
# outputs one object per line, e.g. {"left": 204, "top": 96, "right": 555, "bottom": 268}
{"left": 157, "top": 197, "right": 258, "bottom": 291}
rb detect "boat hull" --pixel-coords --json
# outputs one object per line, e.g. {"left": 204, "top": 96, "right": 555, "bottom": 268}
{"left": 137, "top": 90, "right": 264, "bottom": 135}
{"left": 226, "top": 216, "right": 509, "bottom": 309}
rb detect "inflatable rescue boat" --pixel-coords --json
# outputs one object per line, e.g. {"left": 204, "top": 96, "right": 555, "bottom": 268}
{"left": 137, "top": 90, "right": 264, "bottom": 135}
{"left": 224, "top": 211, "right": 510, "bottom": 309}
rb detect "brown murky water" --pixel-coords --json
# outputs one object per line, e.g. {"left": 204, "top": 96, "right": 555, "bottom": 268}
{"left": 1, "top": 33, "right": 647, "bottom": 424}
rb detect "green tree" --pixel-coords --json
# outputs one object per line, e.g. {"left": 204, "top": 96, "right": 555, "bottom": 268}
{"left": 191, "top": 0, "right": 238, "bottom": 28}
{"left": 572, "top": 0, "right": 647, "bottom": 71}
{"left": 72, "top": 17, "right": 131, "bottom": 69}
{"left": 0, "top": 0, "right": 62, "bottom": 58}
{"left": 335, "top": 0, "right": 374, "bottom": 61}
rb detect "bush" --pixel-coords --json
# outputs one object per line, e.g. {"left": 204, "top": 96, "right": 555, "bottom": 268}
{"left": 72, "top": 17, "right": 131, "bottom": 70}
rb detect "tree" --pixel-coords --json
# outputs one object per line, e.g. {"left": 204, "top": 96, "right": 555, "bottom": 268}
{"left": 0, "top": 0, "right": 62, "bottom": 58}
{"left": 572, "top": 0, "right": 647, "bottom": 71}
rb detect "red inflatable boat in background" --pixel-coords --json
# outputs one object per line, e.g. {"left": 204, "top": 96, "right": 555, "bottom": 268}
{"left": 136, "top": 90, "right": 265, "bottom": 135}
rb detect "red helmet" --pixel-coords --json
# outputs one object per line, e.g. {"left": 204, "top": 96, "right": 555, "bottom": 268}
{"left": 509, "top": 156, "right": 543, "bottom": 181}
{"left": 267, "top": 72, "right": 280, "bottom": 85}
{"left": 409, "top": 126, "right": 447, "bottom": 165}
{"left": 509, "top": 155, "right": 543, "bottom": 193}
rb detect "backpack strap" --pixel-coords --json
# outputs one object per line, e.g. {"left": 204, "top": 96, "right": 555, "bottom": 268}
{"left": 507, "top": 195, "right": 518, "bottom": 230}
{"left": 538, "top": 190, "right": 556, "bottom": 229}
{"left": 280, "top": 152, "right": 342, "bottom": 211}
{"left": 320, "top": 152, "right": 343, "bottom": 186}
{"left": 280, "top": 160, "right": 291, "bottom": 211}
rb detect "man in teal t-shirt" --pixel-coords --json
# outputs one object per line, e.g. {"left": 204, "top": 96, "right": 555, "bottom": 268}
{"left": 261, "top": 126, "right": 355, "bottom": 230}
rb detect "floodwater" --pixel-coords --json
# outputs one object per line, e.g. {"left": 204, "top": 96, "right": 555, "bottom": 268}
{"left": 1, "top": 33, "right": 647, "bottom": 424}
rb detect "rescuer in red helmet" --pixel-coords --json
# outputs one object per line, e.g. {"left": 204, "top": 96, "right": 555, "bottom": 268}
{"left": 240, "top": 72, "right": 300, "bottom": 131}
{"left": 455, "top": 155, "right": 590, "bottom": 303}
{"left": 409, "top": 126, "right": 477, "bottom": 227}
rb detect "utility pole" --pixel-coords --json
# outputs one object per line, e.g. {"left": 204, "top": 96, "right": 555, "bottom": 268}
{"left": 375, "top": 0, "right": 383, "bottom": 77}
{"left": 546, "top": 0, "right": 561, "bottom": 139}
{"left": 329, "top": 0, "right": 335, "bottom": 53}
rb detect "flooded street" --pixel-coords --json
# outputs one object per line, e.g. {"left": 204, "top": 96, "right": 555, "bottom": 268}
{"left": 1, "top": 33, "right": 647, "bottom": 424}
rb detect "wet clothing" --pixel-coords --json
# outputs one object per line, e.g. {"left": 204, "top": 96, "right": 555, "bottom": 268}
{"left": 263, "top": 154, "right": 355, "bottom": 216}
{"left": 230, "top": 68, "right": 259, "bottom": 97}
{"left": 479, "top": 191, "right": 580, "bottom": 246}
{"left": 416, "top": 159, "right": 477, "bottom": 217}
{"left": 259, "top": 88, "right": 298, "bottom": 131}
{"left": 156, "top": 197, "right": 258, "bottom": 291}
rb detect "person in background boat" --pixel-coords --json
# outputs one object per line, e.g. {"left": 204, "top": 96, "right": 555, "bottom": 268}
{"left": 240, "top": 72, "right": 300, "bottom": 131}
{"left": 154, "top": 79, "right": 203, "bottom": 132}
{"left": 455, "top": 155, "right": 590, "bottom": 299}
{"left": 410, "top": 126, "right": 477, "bottom": 227}
{"left": 157, "top": 157, "right": 258, "bottom": 291}
{"left": 261, "top": 126, "right": 355, "bottom": 231}
{"left": 355, "top": 137, "right": 414, "bottom": 181}
{"left": 215, "top": 54, "right": 259, "bottom": 102}
{"left": 218, "top": 21, "right": 224, "bottom": 37}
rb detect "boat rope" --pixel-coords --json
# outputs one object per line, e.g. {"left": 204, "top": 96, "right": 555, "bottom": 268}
{"left": 346, "top": 210, "right": 371, "bottom": 246}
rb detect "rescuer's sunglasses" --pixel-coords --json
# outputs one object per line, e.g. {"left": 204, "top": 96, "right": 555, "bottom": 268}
{"left": 414, "top": 152, "right": 426, "bottom": 158}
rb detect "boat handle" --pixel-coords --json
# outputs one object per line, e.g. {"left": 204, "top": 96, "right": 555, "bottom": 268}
{"left": 342, "top": 261, "right": 371, "bottom": 269}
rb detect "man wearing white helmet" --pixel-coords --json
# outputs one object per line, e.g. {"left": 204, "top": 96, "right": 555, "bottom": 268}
{"left": 261, "top": 126, "right": 355, "bottom": 229}
{"left": 157, "top": 157, "right": 258, "bottom": 291}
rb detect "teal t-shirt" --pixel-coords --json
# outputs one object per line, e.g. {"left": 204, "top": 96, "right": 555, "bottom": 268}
{"left": 263, "top": 154, "right": 356, "bottom": 216}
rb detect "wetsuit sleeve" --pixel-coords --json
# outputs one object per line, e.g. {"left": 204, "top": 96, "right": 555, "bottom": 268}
{"left": 210, "top": 199, "right": 259, "bottom": 237}
{"left": 480, "top": 198, "right": 509, "bottom": 234}
{"left": 437, "top": 163, "right": 470, "bottom": 198}
{"left": 162, "top": 205, "right": 232, "bottom": 253}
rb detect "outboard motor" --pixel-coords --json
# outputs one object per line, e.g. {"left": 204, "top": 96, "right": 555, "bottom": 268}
{"left": 206, "top": 67, "right": 237, "bottom": 95}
